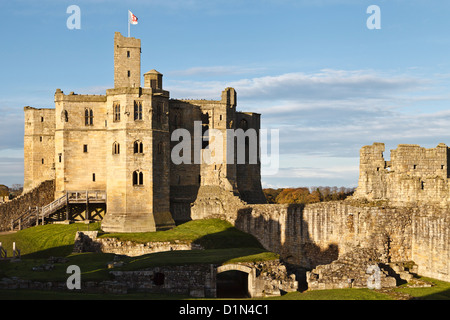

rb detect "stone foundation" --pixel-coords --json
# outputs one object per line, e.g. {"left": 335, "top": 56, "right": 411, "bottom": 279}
{"left": 73, "top": 231, "right": 202, "bottom": 256}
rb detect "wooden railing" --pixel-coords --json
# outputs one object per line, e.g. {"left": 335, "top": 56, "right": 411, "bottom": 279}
{"left": 41, "top": 194, "right": 68, "bottom": 218}
{"left": 66, "top": 190, "right": 106, "bottom": 203}
{"left": 11, "top": 206, "right": 40, "bottom": 231}
{"left": 10, "top": 190, "right": 106, "bottom": 231}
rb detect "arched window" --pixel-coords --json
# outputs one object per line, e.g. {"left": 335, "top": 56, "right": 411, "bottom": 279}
{"left": 133, "top": 170, "right": 143, "bottom": 186}
{"left": 134, "top": 140, "right": 143, "bottom": 154}
{"left": 113, "top": 142, "right": 120, "bottom": 155}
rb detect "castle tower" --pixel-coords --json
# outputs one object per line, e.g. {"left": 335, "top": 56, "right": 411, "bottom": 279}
{"left": 144, "top": 69, "right": 163, "bottom": 89}
{"left": 101, "top": 32, "right": 174, "bottom": 232}
{"left": 114, "top": 32, "right": 141, "bottom": 88}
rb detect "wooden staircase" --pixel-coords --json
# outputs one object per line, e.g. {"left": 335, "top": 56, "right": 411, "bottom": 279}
{"left": 11, "top": 190, "right": 106, "bottom": 231}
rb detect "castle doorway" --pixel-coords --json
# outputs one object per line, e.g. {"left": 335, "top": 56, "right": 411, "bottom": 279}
{"left": 216, "top": 270, "right": 249, "bottom": 298}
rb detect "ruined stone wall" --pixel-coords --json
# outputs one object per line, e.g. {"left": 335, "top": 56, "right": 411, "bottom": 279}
{"left": 233, "top": 201, "right": 449, "bottom": 282}
{"left": 169, "top": 89, "right": 266, "bottom": 222}
{"left": 73, "top": 231, "right": 203, "bottom": 256}
{"left": 411, "top": 206, "right": 450, "bottom": 281}
{"left": 0, "top": 180, "right": 54, "bottom": 231}
{"left": 235, "top": 112, "right": 267, "bottom": 204}
{"left": 353, "top": 142, "right": 450, "bottom": 206}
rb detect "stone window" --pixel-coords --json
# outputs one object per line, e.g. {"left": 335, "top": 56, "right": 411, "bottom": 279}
{"left": 156, "top": 102, "right": 163, "bottom": 123}
{"left": 127, "top": 50, "right": 130, "bottom": 58}
{"left": 132, "top": 170, "right": 144, "bottom": 186}
{"left": 58, "top": 153, "right": 62, "bottom": 163}
{"left": 153, "top": 272, "right": 165, "bottom": 286}
{"left": 92, "top": 173, "right": 96, "bottom": 182}
{"left": 133, "top": 141, "right": 143, "bottom": 154}
{"left": 41, "top": 158, "right": 44, "bottom": 164}
{"left": 127, "top": 70, "right": 131, "bottom": 78}
{"left": 41, "top": 116, "right": 44, "bottom": 122}
{"left": 201, "top": 112, "right": 209, "bottom": 149}
{"left": 158, "top": 142, "right": 163, "bottom": 154}
{"left": 240, "top": 119, "right": 248, "bottom": 130}
{"left": 113, "top": 102, "right": 120, "bottom": 122}
{"left": 83, "top": 144, "right": 88, "bottom": 153}
{"left": 61, "top": 110, "right": 68, "bottom": 122}
{"left": 134, "top": 101, "right": 142, "bottom": 121}
{"left": 85, "top": 108, "right": 93, "bottom": 126}
{"left": 113, "top": 142, "right": 120, "bottom": 155}
{"left": 413, "top": 165, "right": 417, "bottom": 170}
{"left": 40, "top": 136, "right": 42, "bottom": 142}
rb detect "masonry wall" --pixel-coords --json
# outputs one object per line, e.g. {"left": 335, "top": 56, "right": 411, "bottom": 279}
{"left": 24, "top": 107, "right": 55, "bottom": 193}
{"left": 232, "top": 201, "right": 449, "bottom": 282}
{"left": 353, "top": 142, "right": 450, "bottom": 205}
{"left": 169, "top": 88, "right": 266, "bottom": 222}
{"left": 54, "top": 90, "right": 108, "bottom": 198}
{"left": 411, "top": 206, "right": 450, "bottom": 281}
{"left": 0, "top": 180, "right": 54, "bottom": 231}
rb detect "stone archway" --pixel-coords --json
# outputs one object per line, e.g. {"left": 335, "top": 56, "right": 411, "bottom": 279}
{"left": 216, "top": 264, "right": 256, "bottom": 298}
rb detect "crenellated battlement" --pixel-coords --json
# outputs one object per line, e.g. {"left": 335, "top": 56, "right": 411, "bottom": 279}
{"left": 353, "top": 142, "right": 450, "bottom": 205}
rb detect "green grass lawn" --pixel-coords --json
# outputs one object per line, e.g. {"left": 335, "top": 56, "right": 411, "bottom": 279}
{"left": 0, "top": 222, "right": 102, "bottom": 258}
{"left": 266, "top": 288, "right": 394, "bottom": 300}
{"left": 98, "top": 218, "right": 263, "bottom": 249}
{"left": 0, "top": 219, "right": 276, "bottom": 282}
{"left": 394, "top": 277, "right": 450, "bottom": 300}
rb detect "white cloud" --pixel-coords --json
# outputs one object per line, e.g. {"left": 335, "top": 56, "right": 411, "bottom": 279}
{"left": 167, "top": 68, "right": 425, "bottom": 101}
{"left": 168, "top": 66, "right": 266, "bottom": 77}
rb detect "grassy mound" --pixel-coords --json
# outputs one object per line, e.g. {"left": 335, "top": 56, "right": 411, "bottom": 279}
{"left": 98, "top": 218, "right": 263, "bottom": 249}
{"left": 0, "top": 222, "right": 102, "bottom": 258}
{"left": 0, "top": 219, "right": 277, "bottom": 282}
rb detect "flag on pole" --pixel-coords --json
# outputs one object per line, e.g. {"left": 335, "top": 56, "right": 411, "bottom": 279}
{"left": 129, "top": 10, "right": 138, "bottom": 25}
{"left": 128, "top": 10, "right": 138, "bottom": 37}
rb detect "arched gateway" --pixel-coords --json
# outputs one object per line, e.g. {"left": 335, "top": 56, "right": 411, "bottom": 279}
{"left": 216, "top": 264, "right": 257, "bottom": 298}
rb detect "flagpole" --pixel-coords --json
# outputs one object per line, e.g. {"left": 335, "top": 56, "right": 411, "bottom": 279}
{"left": 128, "top": 11, "right": 130, "bottom": 37}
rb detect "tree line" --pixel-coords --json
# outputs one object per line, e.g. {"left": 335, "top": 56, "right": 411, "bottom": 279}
{"left": 263, "top": 186, "right": 355, "bottom": 205}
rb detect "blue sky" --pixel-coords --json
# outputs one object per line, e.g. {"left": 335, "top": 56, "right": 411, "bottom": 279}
{"left": 1, "top": 0, "right": 450, "bottom": 189}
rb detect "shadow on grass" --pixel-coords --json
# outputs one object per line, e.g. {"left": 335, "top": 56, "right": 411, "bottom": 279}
{"left": 420, "top": 288, "right": 450, "bottom": 300}
{"left": 192, "top": 228, "right": 264, "bottom": 250}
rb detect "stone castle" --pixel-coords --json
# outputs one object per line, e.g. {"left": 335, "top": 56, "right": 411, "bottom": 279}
{"left": 23, "top": 32, "right": 266, "bottom": 232}
{"left": 1, "top": 32, "right": 448, "bottom": 291}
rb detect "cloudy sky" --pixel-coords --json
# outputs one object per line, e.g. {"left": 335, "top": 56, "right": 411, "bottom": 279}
{"left": 1, "top": 0, "right": 450, "bottom": 189}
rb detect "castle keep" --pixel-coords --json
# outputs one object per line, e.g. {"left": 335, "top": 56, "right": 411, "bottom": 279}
{"left": 23, "top": 32, "right": 266, "bottom": 232}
